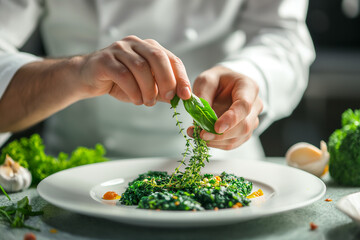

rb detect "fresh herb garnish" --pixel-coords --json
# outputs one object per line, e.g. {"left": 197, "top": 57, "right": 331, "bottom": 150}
{"left": 167, "top": 93, "right": 216, "bottom": 188}
{"left": 0, "top": 185, "right": 10, "bottom": 201}
{"left": 0, "top": 185, "right": 43, "bottom": 230}
{"left": 171, "top": 93, "right": 220, "bottom": 134}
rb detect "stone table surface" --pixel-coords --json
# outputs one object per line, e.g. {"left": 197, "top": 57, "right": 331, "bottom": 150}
{"left": 1, "top": 157, "right": 360, "bottom": 240}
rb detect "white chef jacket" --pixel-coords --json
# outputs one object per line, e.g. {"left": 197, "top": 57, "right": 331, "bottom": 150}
{"left": 0, "top": 0, "right": 315, "bottom": 159}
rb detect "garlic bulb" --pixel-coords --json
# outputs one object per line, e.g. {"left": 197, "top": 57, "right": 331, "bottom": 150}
{"left": 0, "top": 155, "right": 32, "bottom": 192}
{"left": 285, "top": 141, "right": 329, "bottom": 177}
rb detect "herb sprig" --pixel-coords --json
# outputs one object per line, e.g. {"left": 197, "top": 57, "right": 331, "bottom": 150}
{"left": 0, "top": 185, "right": 43, "bottom": 231}
{"left": 147, "top": 94, "right": 217, "bottom": 189}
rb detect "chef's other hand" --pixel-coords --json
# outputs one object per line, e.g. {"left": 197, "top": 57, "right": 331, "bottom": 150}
{"left": 187, "top": 66, "right": 263, "bottom": 150}
{"left": 76, "top": 35, "right": 191, "bottom": 106}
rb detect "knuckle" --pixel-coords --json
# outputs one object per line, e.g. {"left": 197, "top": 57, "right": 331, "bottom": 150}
{"left": 173, "top": 56, "right": 183, "bottom": 66}
{"left": 195, "top": 75, "right": 209, "bottom": 86}
{"left": 145, "top": 39, "right": 159, "bottom": 46}
{"left": 123, "top": 35, "right": 139, "bottom": 42}
{"left": 239, "top": 99, "right": 252, "bottom": 116}
{"left": 149, "top": 48, "right": 166, "bottom": 59}
{"left": 117, "top": 66, "right": 131, "bottom": 79}
{"left": 242, "top": 119, "right": 251, "bottom": 135}
{"left": 227, "top": 109, "right": 239, "bottom": 125}
{"left": 132, "top": 59, "right": 148, "bottom": 71}
{"left": 98, "top": 51, "right": 113, "bottom": 64}
{"left": 112, "top": 41, "right": 126, "bottom": 50}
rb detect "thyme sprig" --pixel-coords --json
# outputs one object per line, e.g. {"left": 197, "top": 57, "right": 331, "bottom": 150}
{"left": 148, "top": 101, "right": 211, "bottom": 189}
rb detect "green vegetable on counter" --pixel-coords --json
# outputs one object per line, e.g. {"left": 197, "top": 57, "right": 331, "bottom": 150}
{"left": 0, "top": 134, "right": 108, "bottom": 185}
{"left": 328, "top": 109, "right": 360, "bottom": 186}
{"left": 0, "top": 185, "right": 43, "bottom": 230}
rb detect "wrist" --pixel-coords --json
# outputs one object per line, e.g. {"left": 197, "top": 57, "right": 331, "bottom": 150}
{"left": 63, "top": 55, "right": 92, "bottom": 101}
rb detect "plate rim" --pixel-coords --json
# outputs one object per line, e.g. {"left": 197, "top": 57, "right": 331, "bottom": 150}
{"left": 37, "top": 157, "right": 326, "bottom": 227}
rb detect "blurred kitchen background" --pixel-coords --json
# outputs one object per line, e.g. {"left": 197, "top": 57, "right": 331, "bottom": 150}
{"left": 3, "top": 0, "right": 360, "bottom": 157}
{"left": 261, "top": 0, "right": 360, "bottom": 156}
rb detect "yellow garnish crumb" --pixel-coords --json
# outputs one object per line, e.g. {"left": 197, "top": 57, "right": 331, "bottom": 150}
{"left": 50, "top": 229, "right": 57, "bottom": 234}
{"left": 215, "top": 176, "right": 221, "bottom": 182}
{"left": 247, "top": 189, "right": 264, "bottom": 199}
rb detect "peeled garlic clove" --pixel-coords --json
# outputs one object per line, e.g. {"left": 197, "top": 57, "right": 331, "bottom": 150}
{"left": 0, "top": 155, "right": 32, "bottom": 192}
{"left": 286, "top": 141, "right": 329, "bottom": 177}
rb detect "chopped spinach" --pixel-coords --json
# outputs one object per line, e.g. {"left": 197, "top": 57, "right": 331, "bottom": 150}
{"left": 121, "top": 171, "right": 253, "bottom": 211}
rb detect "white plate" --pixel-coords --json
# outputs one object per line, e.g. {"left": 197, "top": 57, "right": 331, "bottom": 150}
{"left": 37, "top": 158, "right": 326, "bottom": 227}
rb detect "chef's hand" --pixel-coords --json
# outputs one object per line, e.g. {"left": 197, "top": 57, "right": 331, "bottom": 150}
{"left": 187, "top": 66, "right": 263, "bottom": 150}
{"left": 77, "top": 35, "right": 191, "bottom": 105}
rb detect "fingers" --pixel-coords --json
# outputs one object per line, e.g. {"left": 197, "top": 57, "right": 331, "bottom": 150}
{"left": 104, "top": 36, "right": 190, "bottom": 106}
{"left": 108, "top": 84, "right": 132, "bottom": 103}
{"left": 207, "top": 96, "right": 262, "bottom": 150}
{"left": 112, "top": 41, "right": 157, "bottom": 106}
{"left": 102, "top": 59, "right": 143, "bottom": 105}
{"left": 144, "top": 39, "right": 191, "bottom": 100}
{"left": 130, "top": 38, "right": 177, "bottom": 102}
{"left": 192, "top": 70, "right": 219, "bottom": 106}
{"left": 187, "top": 96, "right": 263, "bottom": 151}
{"left": 214, "top": 77, "right": 259, "bottom": 134}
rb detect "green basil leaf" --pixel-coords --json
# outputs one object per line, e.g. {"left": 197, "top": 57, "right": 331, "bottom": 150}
{"left": 183, "top": 94, "right": 220, "bottom": 134}
{"left": 170, "top": 95, "right": 180, "bottom": 108}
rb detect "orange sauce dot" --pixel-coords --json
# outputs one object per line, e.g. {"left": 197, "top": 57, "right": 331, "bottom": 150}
{"left": 325, "top": 198, "right": 332, "bottom": 202}
{"left": 102, "top": 191, "right": 120, "bottom": 200}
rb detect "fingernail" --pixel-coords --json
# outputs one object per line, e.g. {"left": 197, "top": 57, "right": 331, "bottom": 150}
{"left": 188, "top": 128, "right": 194, "bottom": 137}
{"left": 145, "top": 99, "right": 156, "bottom": 106}
{"left": 219, "top": 124, "right": 229, "bottom": 133}
{"left": 203, "top": 132, "right": 215, "bottom": 141}
{"left": 165, "top": 90, "right": 175, "bottom": 100}
{"left": 181, "top": 87, "right": 191, "bottom": 99}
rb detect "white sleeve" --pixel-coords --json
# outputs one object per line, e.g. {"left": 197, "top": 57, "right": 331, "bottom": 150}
{"left": 219, "top": 0, "right": 315, "bottom": 134}
{"left": 0, "top": 0, "right": 44, "bottom": 146}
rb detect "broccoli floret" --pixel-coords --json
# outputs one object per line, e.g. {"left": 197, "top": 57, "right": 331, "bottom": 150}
{"left": 328, "top": 109, "right": 360, "bottom": 186}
